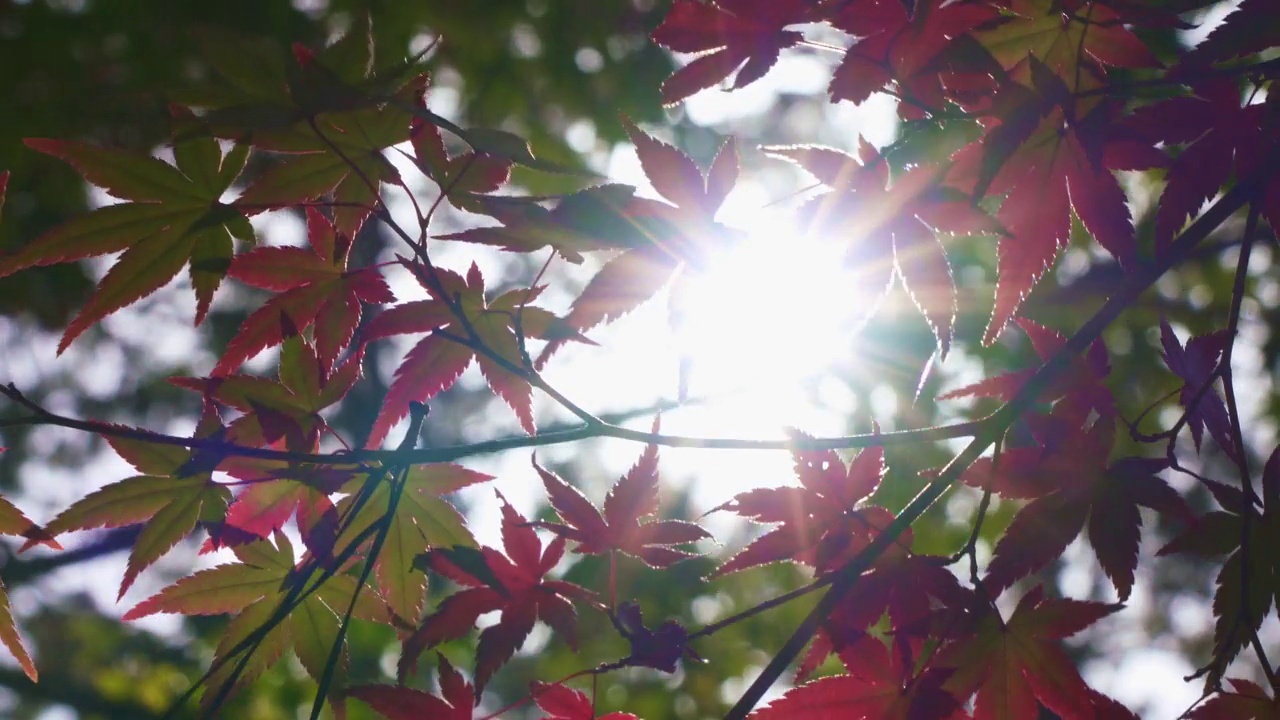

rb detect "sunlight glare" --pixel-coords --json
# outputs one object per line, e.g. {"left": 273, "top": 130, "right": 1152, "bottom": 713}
{"left": 675, "top": 192, "right": 869, "bottom": 402}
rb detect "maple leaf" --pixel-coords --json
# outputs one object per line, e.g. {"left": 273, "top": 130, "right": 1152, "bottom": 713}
{"left": 3, "top": 130, "right": 251, "bottom": 351}
{"left": 217, "top": 478, "right": 335, "bottom": 552}
{"left": 1124, "top": 81, "right": 1272, "bottom": 253}
{"left": 556, "top": 120, "right": 740, "bottom": 337}
{"left": 444, "top": 120, "right": 739, "bottom": 370}
{"left": 1179, "top": 0, "right": 1280, "bottom": 68}
{"left": 798, "top": 554, "right": 965, "bottom": 681}
{"left": 753, "top": 634, "right": 969, "bottom": 720}
{"left": 44, "top": 429, "right": 232, "bottom": 599}
{"left": 360, "top": 262, "right": 590, "bottom": 445}
{"left": 940, "top": 318, "right": 1114, "bottom": 424}
{"left": 975, "top": 0, "right": 1158, "bottom": 94}
{"left": 827, "top": 0, "right": 999, "bottom": 116}
{"left": 934, "top": 585, "right": 1124, "bottom": 720}
{"left": 650, "top": 0, "right": 809, "bottom": 105}
{"left": 328, "top": 462, "right": 493, "bottom": 629}
{"left": 178, "top": 16, "right": 419, "bottom": 139}
{"left": 349, "top": 655, "right": 474, "bottom": 720}
{"left": 1158, "top": 445, "right": 1280, "bottom": 685}
{"left": 126, "top": 532, "right": 391, "bottom": 709}
{"left": 196, "top": 18, "right": 424, "bottom": 237}
{"left": 174, "top": 335, "right": 364, "bottom": 451}
{"left": 531, "top": 681, "right": 640, "bottom": 720}
{"left": 949, "top": 93, "right": 1159, "bottom": 344}
{"left": 711, "top": 432, "right": 904, "bottom": 577}
{"left": 960, "top": 411, "right": 1191, "bottom": 599}
{"left": 0, "top": 489, "right": 59, "bottom": 682}
{"left": 400, "top": 494, "right": 598, "bottom": 697}
{"left": 531, "top": 425, "right": 711, "bottom": 568}
{"left": 1159, "top": 319, "right": 1237, "bottom": 460}
{"left": 767, "top": 141, "right": 1001, "bottom": 356}
{"left": 232, "top": 69, "right": 421, "bottom": 238}
{"left": 408, "top": 86, "right": 512, "bottom": 206}
{"left": 437, "top": 184, "right": 653, "bottom": 264}
{"left": 1189, "top": 678, "right": 1280, "bottom": 720}
{"left": 216, "top": 207, "right": 394, "bottom": 374}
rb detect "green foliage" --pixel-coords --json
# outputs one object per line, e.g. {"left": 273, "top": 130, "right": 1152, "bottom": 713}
{"left": 0, "top": 2, "right": 1279, "bottom": 719}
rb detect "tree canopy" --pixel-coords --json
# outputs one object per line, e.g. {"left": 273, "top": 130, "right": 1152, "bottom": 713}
{"left": 1, "top": 1, "right": 1279, "bottom": 719}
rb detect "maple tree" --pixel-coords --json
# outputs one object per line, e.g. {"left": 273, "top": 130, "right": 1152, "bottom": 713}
{"left": 0, "top": 1, "right": 1279, "bottom": 718}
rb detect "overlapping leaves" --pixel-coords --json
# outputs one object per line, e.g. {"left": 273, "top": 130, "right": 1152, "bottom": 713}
{"left": 768, "top": 140, "right": 1000, "bottom": 355}
{"left": 3, "top": 2, "right": 1275, "bottom": 718}
{"left": 217, "top": 207, "right": 394, "bottom": 375}
{"left": 360, "top": 262, "right": 589, "bottom": 444}
{"left": 1159, "top": 445, "right": 1280, "bottom": 686}
{"left": 400, "top": 496, "right": 597, "bottom": 696}
{"left": 532, "top": 423, "right": 710, "bottom": 568}
{"left": 44, "top": 426, "right": 231, "bottom": 599}
{"left": 711, "top": 432, "right": 898, "bottom": 577}
{"left": 933, "top": 586, "right": 1127, "bottom": 720}
{"left": 126, "top": 532, "right": 390, "bottom": 710}
{"left": 4, "top": 127, "right": 251, "bottom": 351}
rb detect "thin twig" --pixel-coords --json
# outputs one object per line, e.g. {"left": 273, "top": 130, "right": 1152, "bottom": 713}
{"left": 722, "top": 158, "right": 1263, "bottom": 720}
{"left": 1215, "top": 203, "right": 1276, "bottom": 688}
{"left": 0, "top": 382, "right": 988, "bottom": 464}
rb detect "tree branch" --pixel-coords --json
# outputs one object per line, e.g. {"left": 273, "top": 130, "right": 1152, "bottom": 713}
{"left": 1, "top": 381, "right": 986, "bottom": 466}
{"left": 723, "top": 161, "right": 1263, "bottom": 719}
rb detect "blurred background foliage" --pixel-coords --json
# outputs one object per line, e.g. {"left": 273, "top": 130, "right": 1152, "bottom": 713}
{"left": 0, "top": 0, "right": 1271, "bottom": 718}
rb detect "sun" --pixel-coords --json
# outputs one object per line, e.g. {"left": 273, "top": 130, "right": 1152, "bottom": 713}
{"left": 672, "top": 192, "right": 878, "bottom": 404}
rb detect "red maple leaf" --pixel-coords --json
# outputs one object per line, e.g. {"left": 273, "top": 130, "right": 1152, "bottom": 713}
{"left": 559, "top": 120, "right": 739, "bottom": 335}
{"left": 360, "top": 262, "right": 590, "bottom": 445}
{"left": 174, "top": 336, "right": 362, "bottom": 451}
{"left": 949, "top": 92, "right": 1160, "bottom": 344}
{"left": 1124, "top": 80, "right": 1274, "bottom": 252}
{"left": 939, "top": 318, "right": 1114, "bottom": 425}
{"left": 766, "top": 141, "right": 1001, "bottom": 355}
{"left": 1189, "top": 678, "right": 1280, "bottom": 720}
{"left": 349, "top": 655, "right": 474, "bottom": 720}
{"left": 959, "top": 409, "right": 1191, "bottom": 599}
{"left": 933, "top": 585, "right": 1125, "bottom": 720}
{"left": 828, "top": 0, "right": 998, "bottom": 117}
{"left": 1159, "top": 318, "right": 1237, "bottom": 461}
{"left": 532, "top": 425, "right": 711, "bottom": 568}
{"left": 531, "top": 682, "right": 640, "bottom": 720}
{"left": 753, "top": 634, "right": 969, "bottom": 720}
{"left": 711, "top": 432, "right": 906, "bottom": 577}
{"left": 409, "top": 84, "right": 511, "bottom": 204}
{"left": 798, "top": 554, "right": 965, "bottom": 681}
{"left": 650, "top": 0, "right": 810, "bottom": 105}
{"left": 400, "top": 494, "right": 598, "bottom": 697}
{"left": 217, "top": 206, "right": 394, "bottom": 374}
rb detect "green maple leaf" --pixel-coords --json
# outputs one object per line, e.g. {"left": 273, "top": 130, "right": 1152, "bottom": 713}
{"left": 124, "top": 532, "right": 391, "bottom": 711}
{"left": 2, "top": 125, "right": 251, "bottom": 352}
{"left": 976, "top": 0, "right": 1158, "bottom": 93}
{"left": 332, "top": 463, "right": 494, "bottom": 629}
{"left": 232, "top": 79, "right": 420, "bottom": 238}
{"left": 177, "top": 15, "right": 422, "bottom": 238}
{"left": 1158, "top": 445, "right": 1280, "bottom": 687}
{"left": 171, "top": 336, "right": 365, "bottom": 451}
{"left": 0, "top": 482, "right": 59, "bottom": 682}
{"left": 43, "top": 430, "right": 232, "bottom": 599}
